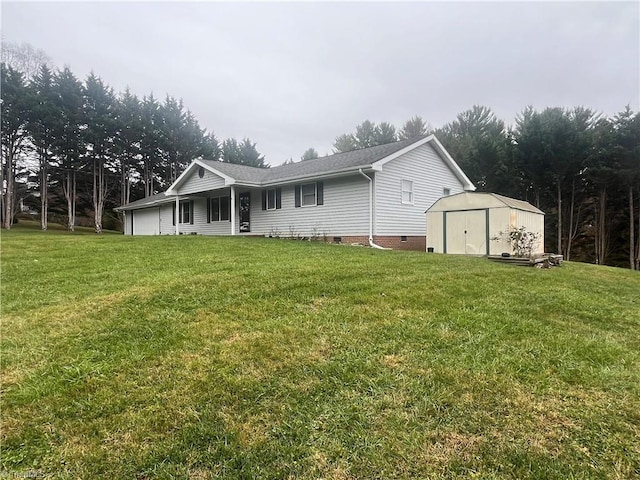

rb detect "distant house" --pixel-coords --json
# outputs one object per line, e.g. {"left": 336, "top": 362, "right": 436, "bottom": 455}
{"left": 116, "top": 135, "right": 475, "bottom": 250}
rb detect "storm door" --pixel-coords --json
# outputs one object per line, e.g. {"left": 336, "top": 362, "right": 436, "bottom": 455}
{"left": 239, "top": 192, "right": 251, "bottom": 232}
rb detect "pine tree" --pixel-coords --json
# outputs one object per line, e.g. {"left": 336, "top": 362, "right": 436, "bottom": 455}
{"left": 399, "top": 116, "right": 431, "bottom": 140}
{"left": 52, "top": 66, "right": 85, "bottom": 231}
{"left": 27, "top": 64, "right": 58, "bottom": 230}
{"left": 84, "top": 72, "right": 116, "bottom": 233}
{"left": 1, "top": 64, "right": 31, "bottom": 229}
{"left": 301, "top": 147, "right": 319, "bottom": 161}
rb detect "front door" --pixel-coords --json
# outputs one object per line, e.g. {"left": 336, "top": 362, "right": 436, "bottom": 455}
{"left": 239, "top": 192, "right": 250, "bottom": 232}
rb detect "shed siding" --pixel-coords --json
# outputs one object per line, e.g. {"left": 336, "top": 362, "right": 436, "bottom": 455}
{"left": 488, "top": 207, "right": 511, "bottom": 255}
{"left": 513, "top": 210, "right": 545, "bottom": 255}
{"left": 375, "top": 143, "right": 465, "bottom": 236}
{"left": 425, "top": 211, "right": 443, "bottom": 252}
{"left": 249, "top": 175, "right": 369, "bottom": 237}
{"left": 178, "top": 168, "right": 226, "bottom": 195}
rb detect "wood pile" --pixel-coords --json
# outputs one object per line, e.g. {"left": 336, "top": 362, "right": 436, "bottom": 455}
{"left": 488, "top": 253, "right": 564, "bottom": 267}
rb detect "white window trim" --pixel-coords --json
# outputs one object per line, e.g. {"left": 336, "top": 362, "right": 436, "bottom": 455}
{"left": 401, "top": 179, "right": 414, "bottom": 205}
{"left": 266, "top": 188, "right": 277, "bottom": 210}
{"left": 301, "top": 182, "right": 317, "bottom": 207}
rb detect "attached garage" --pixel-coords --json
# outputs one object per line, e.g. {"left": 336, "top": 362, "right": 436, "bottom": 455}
{"left": 131, "top": 207, "right": 160, "bottom": 235}
{"left": 426, "top": 192, "right": 544, "bottom": 255}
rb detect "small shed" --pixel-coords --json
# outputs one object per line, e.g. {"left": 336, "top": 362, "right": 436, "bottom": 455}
{"left": 426, "top": 192, "right": 544, "bottom": 255}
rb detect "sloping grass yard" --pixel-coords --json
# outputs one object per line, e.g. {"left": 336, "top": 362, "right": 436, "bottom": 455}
{"left": 2, "top": 228, "right": 639, "bottom": 479}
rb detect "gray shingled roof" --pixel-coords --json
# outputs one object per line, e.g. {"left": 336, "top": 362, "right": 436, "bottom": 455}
{"left": 115, "top": 192, "right": 173, "bottom": 211}
{"left": 118, "top": 137, "right": 427, "bottom": 210}
{"left": 200, "top": 136, "right": 423, "bottom": 184}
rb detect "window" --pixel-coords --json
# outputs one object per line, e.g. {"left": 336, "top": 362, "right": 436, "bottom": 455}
{"left": 295, "top": 182, "right": 323, "bottom": 207}
{"left": 443, "top": 188, "right": 451, "bottom": 196}
{"left": 401, "top": 180, "right": 413, "bottom": 204}
{"left": 261, "top": 188, "right": 281, "bottom": 211}
{"left": 180, "top": 201, "right": 192, "bottom": 224}
{"left": 209, "top": 196, "right": 230, "bottom": 222}
{"left": 267, "top": 189, "right": 276, "bottom": 210}
{"left": 301, "top": 183, "right": 316, "bottom": 206}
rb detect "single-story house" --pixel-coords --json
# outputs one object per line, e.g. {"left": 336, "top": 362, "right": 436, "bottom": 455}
{"left": 425, "top": 192, "right": 545, "bottom": 255}
{"left": 116, "top": 135, "right": 475, "bottom": 250}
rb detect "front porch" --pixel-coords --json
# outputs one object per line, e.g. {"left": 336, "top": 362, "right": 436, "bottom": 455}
{"left": 168, "top": 186, "right": 260, "bottom": 236}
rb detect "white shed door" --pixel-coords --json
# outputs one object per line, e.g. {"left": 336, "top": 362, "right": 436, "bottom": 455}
{"left": 446, "top": 209, "right": 487, "bottom": 255}
{"left": 133, "top": 208, "right": 160, "bottom": 235}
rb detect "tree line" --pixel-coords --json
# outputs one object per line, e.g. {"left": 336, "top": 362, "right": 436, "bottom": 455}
{"left": 1, "top": 44, "right": 267, "bottom": 233}
{"left": 2, "top": 43, "right": 638, "bottom": 269}
{"left": 326, "top": 107, "right": 639, "bottom": 269}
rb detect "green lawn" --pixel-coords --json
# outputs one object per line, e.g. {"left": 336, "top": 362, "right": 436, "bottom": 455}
{"left": 2, "top": 227, "right": 639, "bottom": 479}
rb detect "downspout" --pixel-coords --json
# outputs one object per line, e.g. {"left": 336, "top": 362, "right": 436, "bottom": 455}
{"left": 359, "top": 169, "right": 390, "bottom": 250}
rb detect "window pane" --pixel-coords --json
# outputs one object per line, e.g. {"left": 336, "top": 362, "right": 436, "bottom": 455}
{"left": 402, "top": 180, "right": 413, "bottom": 204}
{"left": 181, "top": 202, "right": 190, "bottom": 223}
{"left": 220, "top": 196, "right": 230, "bottom": 221}
{"left": 267, "top": 189, "right": 276, "bottom": 209}
{"left": 212, "top": 198, "right": 220, "bottom": 221}
{"left": 301, "top": 183, "right": 316, "bottom": 206}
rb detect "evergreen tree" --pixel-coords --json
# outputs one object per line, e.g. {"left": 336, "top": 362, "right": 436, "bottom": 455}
{"left": 84, "top": 72, "right": 117, "bottom": 233}
{"left": 113, "top": 88, "right": 142, "bottom": 208}
{"left": 27, "top": 64, "right": 58, "bottom": 230}
{"left": 51, "top": 66, "right": 85, "bottom": 231}
{"left": 139, "top": 94, "right": 161, "bottom": 197}
{"left": 301, "top": 147, "right": 319, "bottom": 161}
{"left": 354, "top": 120, "right": 377, "bottom": 148}
{"left": 399, "top": 115, "right": 431, "bottom": 140}
{"left": 333, "top": 133, "right": 356, "bottom": 153}
{"left": 374, "top": 122, "right": 397, "bottom": 144}
{"left": 1, "top": 64, "right": 31, "bottom": 229}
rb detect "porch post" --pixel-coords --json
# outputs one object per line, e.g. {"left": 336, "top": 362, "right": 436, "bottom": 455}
{"left": 175, "top": 195, "right": 180, "bottom": 235}
{"left": 230, "top": 185, "right": 236, "bottom": 235}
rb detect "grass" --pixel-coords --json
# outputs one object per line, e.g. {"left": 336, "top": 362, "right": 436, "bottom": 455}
{"left": 1, "top": 224, "right": 639, "bottom": 479}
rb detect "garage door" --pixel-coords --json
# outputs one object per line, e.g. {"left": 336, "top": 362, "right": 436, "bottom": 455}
{"left": 445, "top": 209, "right": 488, "bottom": 255}
{"left": 133, "top": 208, "right": 160, "bottom": 235}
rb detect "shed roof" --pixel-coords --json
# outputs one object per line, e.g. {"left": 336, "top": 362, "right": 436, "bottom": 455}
{"left": 426, "top": 192, "right": 544, "bottom": 214}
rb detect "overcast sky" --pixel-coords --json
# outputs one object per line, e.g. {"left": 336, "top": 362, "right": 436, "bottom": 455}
{"left": 2, "top": 1, "right": 639, "bottom": 165}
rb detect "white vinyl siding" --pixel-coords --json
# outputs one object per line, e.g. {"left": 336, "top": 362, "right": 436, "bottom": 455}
{"left": 375, "top": 143, "right": 466, "bottom": 236}
{"left": 178, "top": 168, "right": 226, "bottom": 195}
{"left": 250, "top": 175, "right": 369, "bottom": 236}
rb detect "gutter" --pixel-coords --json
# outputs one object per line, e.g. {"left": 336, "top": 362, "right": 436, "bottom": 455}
{"left": 358, "top": 169, "right": 390, "bottom": 250}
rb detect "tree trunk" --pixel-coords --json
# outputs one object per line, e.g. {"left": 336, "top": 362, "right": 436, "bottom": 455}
{"left": 630, "top": 186, "right": 636, "bottom": 270}
{"left": 557, "top": 179, "right": 562, "bottom": 255}
{"left": 93, "top": 156, "right": 105, "bottom": 234}
{"left": 40, "top": 148, "right": 48, "bottom": 231}
{"left": 63, "top": 169, "right": 76, "bottom": 232}
{"left": 635, "top": 191, "right": 640, "bottom": 271}
{"left": 566, "top": 179, "right": 575, "bottom": 261}
{"left": 3, "top": 144, "right": 15, "bottom": 230}
{"left": 596, "top": 187, "right": 607, "bottom": 265}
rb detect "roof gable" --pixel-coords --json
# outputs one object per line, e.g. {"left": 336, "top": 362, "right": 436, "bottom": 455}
{"left": 158, "top": 135, "right": 475, "bottom": 198}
